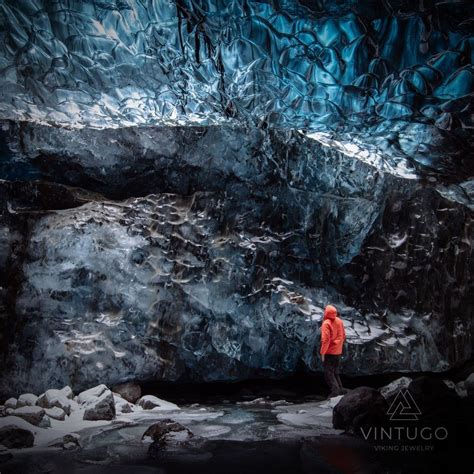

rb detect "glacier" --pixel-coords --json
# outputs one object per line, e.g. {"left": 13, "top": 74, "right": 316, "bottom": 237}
{"left": 0, "top": 0, "right": 472, "bottom": 396}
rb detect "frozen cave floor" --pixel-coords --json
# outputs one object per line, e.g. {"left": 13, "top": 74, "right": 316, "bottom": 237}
{"left": 2, "top": 368, "right": 474, "bottom": 474}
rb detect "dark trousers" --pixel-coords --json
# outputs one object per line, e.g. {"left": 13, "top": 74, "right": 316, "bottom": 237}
{"left": 323, "top": 354, "right": 344, "bottom": 396}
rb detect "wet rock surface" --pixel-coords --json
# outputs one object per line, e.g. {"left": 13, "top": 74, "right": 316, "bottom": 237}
{"left": 333, "top": 387, "right": 388, "bottom": 432}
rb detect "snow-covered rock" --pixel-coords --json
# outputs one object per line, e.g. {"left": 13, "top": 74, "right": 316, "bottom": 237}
{"left": 61, "top": 386, "right": 74, "bottom": 400}
{"left": 113, "top": 394, "right": 133, "bottom": 414}
{"left": 237, "top": 397, "right": 291, "bottom": 408}
{"left": 17, "top": 393, "right": 38, "bottom": 408}
{"left": 11, "top": 406, "right": 45, "bottom": 426}
{"left": 4, "top": 398, "right": 17, "bottom": 410}
{"left": 78, "top": 385, "right": 115, "bottom": 421}
{"left": 49, "top": 433, "right": 81, "bottom": 450}
{"left": 137, "top": 395, "right": 179, "bottom": 411}
{"left": 45, "top": 407, "right": 66, "bottom": 421}
{"left": 77, "top": 385, "right": 109, "bottom": 404}
{"left": 37, "top": 389, "right": 73, "bottom": 415}
{"left": 379, "top": 376, "right": 413, "bottom": 400}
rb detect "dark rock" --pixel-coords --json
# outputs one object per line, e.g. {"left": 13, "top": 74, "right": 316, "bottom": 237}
{"left": 407, "top": 376, "right": 459, "bottom": 413}
{"left": 0, "top": 425, "right": 34, "bottom": 449}
{"left": 333, "top": 387, "right": 388, "bottom": 432}
{"left": 142, "top": 419, "right": 193, "bottom": 443}
{"left": 144, "top": 419, "right": 194, "bottom": 458}
{"left": 0, "top": 444, "right": 12, "bottom": 463}
{"left": 464, "top": 373, "right": 474, "bottom": 398}
{"left": 49, "top": 433, "right": 81, "bottom": 450}
{"left": 137, "top": 395, "right": 179, "bottom": 411}
{"left": 82, "top": 389, "right": 115, "bottom": 421}
{"left": 111, "top": 383, "right": 142, "bottom": 404}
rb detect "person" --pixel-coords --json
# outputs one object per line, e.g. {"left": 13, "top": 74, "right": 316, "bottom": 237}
{"left": 320, "top": 304, "right": 347, "bottom": 397}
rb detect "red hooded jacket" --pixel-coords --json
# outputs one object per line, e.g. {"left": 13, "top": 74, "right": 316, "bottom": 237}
{"left": 320, "top": 305, "right": 346, "bottom": 355}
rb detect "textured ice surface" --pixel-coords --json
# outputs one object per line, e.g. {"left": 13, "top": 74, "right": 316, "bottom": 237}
{"left": 0, "top": 124, "right": 471, "bottom": 396}
{"left": 0, "top": 1, "right": 473, "bottom": 176}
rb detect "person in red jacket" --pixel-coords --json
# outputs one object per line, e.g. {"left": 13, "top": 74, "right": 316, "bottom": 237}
{"left": 320, "top": 304, "right": 347, "bottom": 396}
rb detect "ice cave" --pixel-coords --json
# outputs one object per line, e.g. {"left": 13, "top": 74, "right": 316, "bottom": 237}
{"left": 0, "top": 1, "right": 473, "bottom": 473}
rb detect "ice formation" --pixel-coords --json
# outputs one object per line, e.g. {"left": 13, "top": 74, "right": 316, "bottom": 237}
{"left": 0, "top": 1, "right": 472, "bottom": 395}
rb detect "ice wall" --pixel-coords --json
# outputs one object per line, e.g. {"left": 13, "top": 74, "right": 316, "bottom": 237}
{"left": 0, "top": 122, "right": 472, "bottom": 396}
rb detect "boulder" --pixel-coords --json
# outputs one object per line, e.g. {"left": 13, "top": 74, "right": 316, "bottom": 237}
{"left": 60, "top": 386, "right": 74, "bottom": 400}
{"left": 112, "top": 383, "right": 142, "bottom": 403}
{"left": 455, "top": 381, "right": 468, "bottom": 398}
{"left": 333, "top": 387, "right": 388, "bottom": 433}
{"left": 137, "top": 395, "right": 179, "bottom": 411}
{"left": 379, "top": 376, "right": 412, "bottom": 401}
{"left": 404, "top": 376, "right": 474, "bottom": 453}
{"left": 407, "top": 377, "right": 458, "bottom": 411}
{"left": 45, "top": 407, "right": 66, "bottom": 421}
{"left": 114, "top": 394, "right": 133, "bottom": 414}
{"left": 444, "top": 379, "right": 467, "bottom": 398}
{"left": 11, "top": 406, "right": 45, "bottom": 426}
{"left": 49, "top": 433, "right": 81, "bottom": 450}
{"left": 464, "top": 373, "right": 474, "bottom": 398}
{"left": 143, "top": 419, "right": 194, "bottom": 457}
{"left": 4, "top": 398, "right": 16, "bottom": 410}
{"left": 0, "top": 425, "right": 34, "bottom": 448}
{"left": 77, "top": 384, "right": 109, "bottom": 404}
{"left": 37, "top": 388, "right": 73, "bottom": 415}
{"left": 0, "top": 406, "right": 5, "bottom": 417}
{"left": 17, "top": 394, "right": 38, "bottom": 408}
{"left": 78, "top": 385, "right": 115, "bottom": 421}
{"left": 142, "top": 419, "right": 192, "bottom": 443}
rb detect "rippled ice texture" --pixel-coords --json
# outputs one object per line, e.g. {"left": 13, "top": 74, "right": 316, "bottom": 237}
{"left": 0, "top": 0, "right": 473, "bottom": 171}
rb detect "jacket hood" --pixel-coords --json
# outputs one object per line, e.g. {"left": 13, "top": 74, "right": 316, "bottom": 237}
{"left": 323, "top": 305, "right": 337, "bottom": 320}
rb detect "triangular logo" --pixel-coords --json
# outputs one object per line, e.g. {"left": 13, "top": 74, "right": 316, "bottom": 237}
{"left": 386, "top": 389, "right": 421, "bottom": 421}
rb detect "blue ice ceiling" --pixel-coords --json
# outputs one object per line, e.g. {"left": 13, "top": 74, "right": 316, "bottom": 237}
{"left": 0, "top": 0, "right": 473, "bottom": 177}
